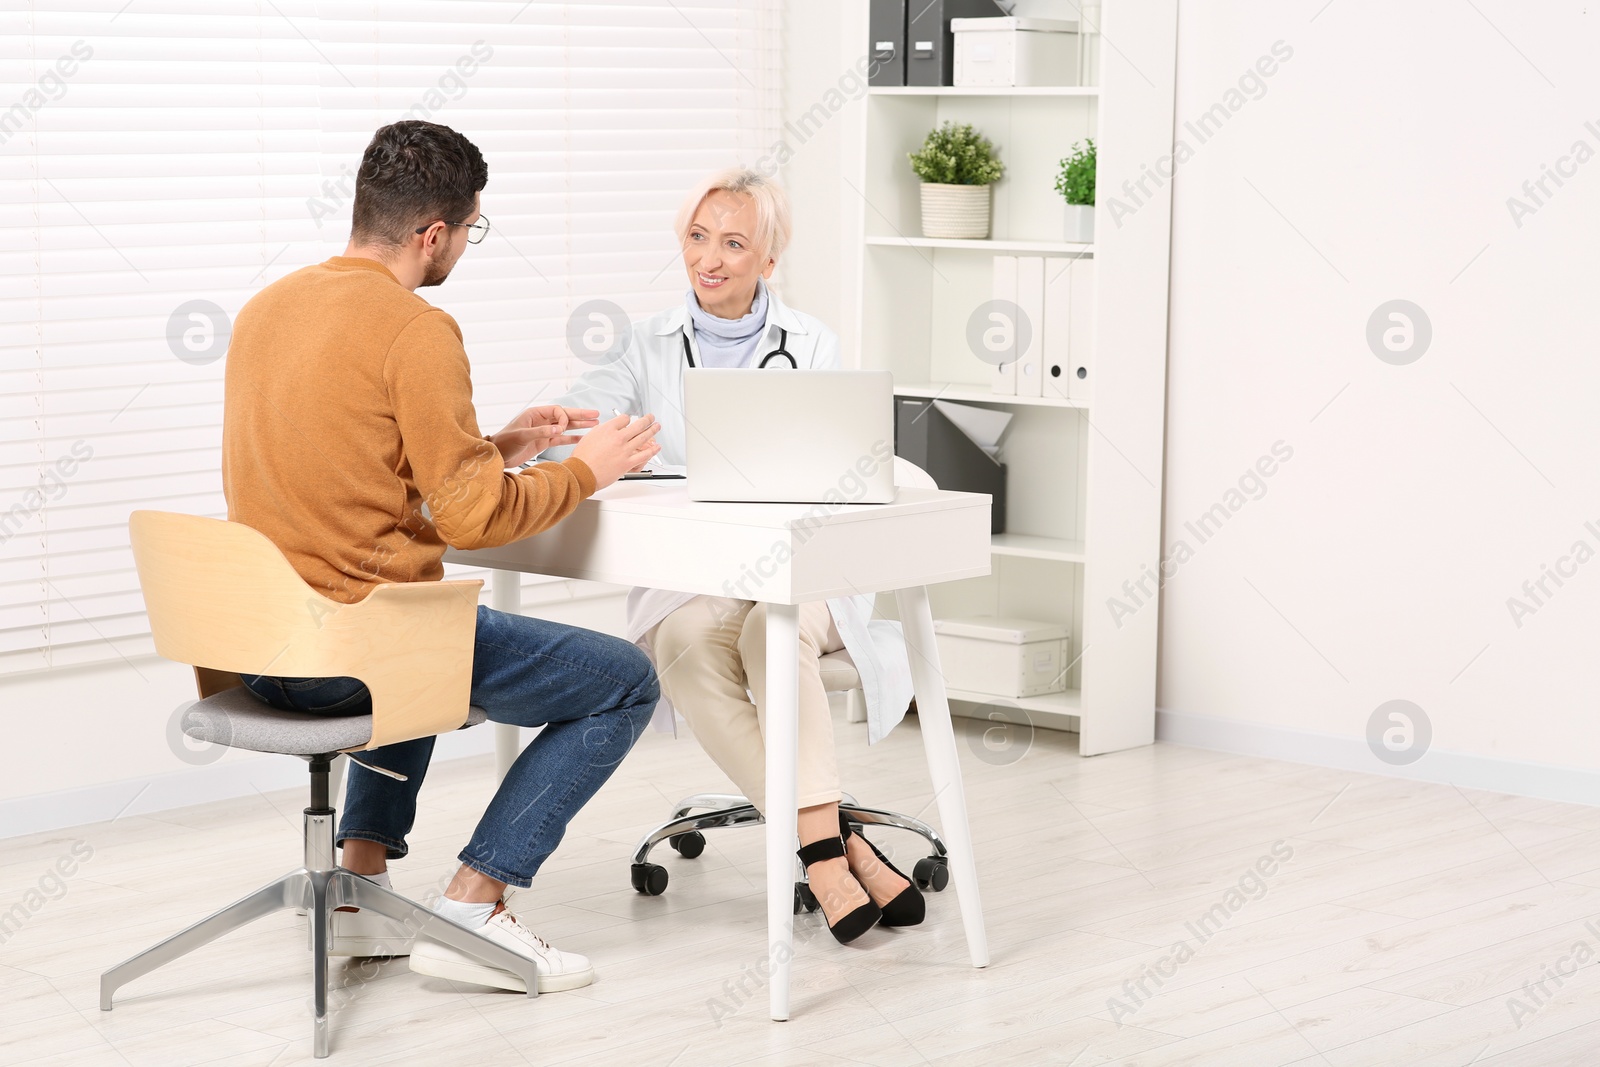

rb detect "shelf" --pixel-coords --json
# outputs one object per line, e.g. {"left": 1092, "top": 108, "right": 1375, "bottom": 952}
{"left": 991, "top": 534, "right": 1085, "bottom": 563}
{"left": 869, "top": 86, "right": 1098, "bottom": 97}
{"left": 944, "top": 687, "right": 1082, "bottom": 732}
{"left": 946, "top": 686, "right": 1079, "bottom": 714}
{"left": 893, "top": 382, "right": 1088, "bottom": 410}
{"left": 866, "top": 235, "right": 1094, "bottom": 255}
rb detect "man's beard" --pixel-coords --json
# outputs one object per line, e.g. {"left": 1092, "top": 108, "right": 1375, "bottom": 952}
{"left": 420, "top": 258, "right": 453, "bottom": 287}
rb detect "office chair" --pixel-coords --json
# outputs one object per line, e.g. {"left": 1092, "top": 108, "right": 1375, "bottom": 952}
{"left": 627, "top": 459, "right": 953, "bottom": 910}
{"left": 628, "top": 650, "right": 953, "bottom": 912}
{"left": 103, "top": 512, "right": 540, "bottom": 1059}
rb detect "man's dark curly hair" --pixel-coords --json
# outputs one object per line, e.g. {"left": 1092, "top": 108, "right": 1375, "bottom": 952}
{"left": 351, "top": 121, "right": 487, "bottom": 248}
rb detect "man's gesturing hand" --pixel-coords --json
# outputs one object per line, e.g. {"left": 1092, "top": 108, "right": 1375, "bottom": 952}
{"left": 490, "top": 405, "right": 600, "bottom": 467}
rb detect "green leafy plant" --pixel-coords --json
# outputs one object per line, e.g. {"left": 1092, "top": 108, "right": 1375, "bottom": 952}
{"left": 1054, "top": 139, "right": 1096, "bottom": 206}
{"left": 907, "top": 122, "right": 1005, "bottom": 186}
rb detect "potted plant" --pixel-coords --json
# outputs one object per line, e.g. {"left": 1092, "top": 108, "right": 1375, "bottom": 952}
{"left": 1055, "top": 138, "right": 1096, "bottom": 243}
{"left": 908, "top": 121, "right": 1005, "bottom": 240}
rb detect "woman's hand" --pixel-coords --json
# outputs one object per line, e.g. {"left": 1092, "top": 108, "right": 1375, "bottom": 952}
{"left": 573, "top": 413, "right": 661, "bottom": 488}
{"left": 489, "top": 405, "right": 600, "bottom": 467}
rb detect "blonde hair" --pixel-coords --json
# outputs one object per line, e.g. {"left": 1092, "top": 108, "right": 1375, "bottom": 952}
{"left": 674, "top": 167, "right": 792, "bottom": 263}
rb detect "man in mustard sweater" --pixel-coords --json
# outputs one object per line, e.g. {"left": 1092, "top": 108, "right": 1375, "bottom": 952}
{"left": 222, "top": 121, "right": 662, "bottom": 993}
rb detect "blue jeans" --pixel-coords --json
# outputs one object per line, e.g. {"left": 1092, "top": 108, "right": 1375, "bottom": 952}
{"left": 242, "top": 605, "right": 658, "bottom": 887}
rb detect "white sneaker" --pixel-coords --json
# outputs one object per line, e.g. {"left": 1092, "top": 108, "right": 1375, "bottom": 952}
{"left": 329, "top": 905, "right": 415, "bottom": 958}
{"left": 409, "top": 903, "right": 595, "bottom": 993}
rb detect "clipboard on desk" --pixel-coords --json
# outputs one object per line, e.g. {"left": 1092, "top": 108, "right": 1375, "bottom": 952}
{"left": 518, "top": 462, "right": 685, "bottom": 480}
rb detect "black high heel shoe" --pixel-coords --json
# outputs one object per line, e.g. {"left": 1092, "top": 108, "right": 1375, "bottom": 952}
{"left": 796, "top": 837, "right": 881, "bottom": 944}
{"left": 840, "top": 812, "right": 925, "bottom": 927}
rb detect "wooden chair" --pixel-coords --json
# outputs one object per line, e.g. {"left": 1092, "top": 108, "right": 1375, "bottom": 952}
{"left": 101, "top": 511, "right": 539, "bottom": 1059}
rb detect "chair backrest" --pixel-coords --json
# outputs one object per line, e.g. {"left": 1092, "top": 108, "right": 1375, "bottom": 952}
{"left": 129, "top": 511, "right": 482, "bottom": 750}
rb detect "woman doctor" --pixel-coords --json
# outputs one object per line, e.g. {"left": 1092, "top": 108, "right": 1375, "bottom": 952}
{"left": 546, "top": 167, "right": 923, "bottom": 943}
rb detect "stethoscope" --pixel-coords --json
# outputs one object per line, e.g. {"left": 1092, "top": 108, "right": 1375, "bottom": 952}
{"left": 681, "top": 328, "right": 796, "bottom": 369}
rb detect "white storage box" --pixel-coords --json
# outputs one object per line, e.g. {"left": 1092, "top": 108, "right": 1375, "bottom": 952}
{"left": 952, "top": 16, "right": 1080, "bottom": 87}
{"left": 932, "top": 616, "right": 1070, "bottom": 699}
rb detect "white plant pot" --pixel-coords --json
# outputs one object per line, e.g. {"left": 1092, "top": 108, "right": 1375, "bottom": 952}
{"left": 919, "top": 183, "right": 992, "bottom": 240}
{"left": 1064, "top": 203, "right": 1095, "bottom": 244}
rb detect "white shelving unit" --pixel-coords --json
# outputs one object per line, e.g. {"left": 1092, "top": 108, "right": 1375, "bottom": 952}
{"left": 845, "top": 2, "right": 1178, "bottom": 755}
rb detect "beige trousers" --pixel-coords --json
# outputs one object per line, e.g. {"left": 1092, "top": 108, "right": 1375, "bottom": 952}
{"left": 649, "top": 596, "right": 844, "bottom": 811}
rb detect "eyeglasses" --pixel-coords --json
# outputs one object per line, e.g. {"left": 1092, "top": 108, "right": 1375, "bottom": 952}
{"left": 415, "top": 214, "right": 491, "bottom": 244}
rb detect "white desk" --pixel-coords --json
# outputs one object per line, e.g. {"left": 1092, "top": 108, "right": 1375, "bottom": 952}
{"left": 446, "top": 482, "right": 992, "bottom": 1019}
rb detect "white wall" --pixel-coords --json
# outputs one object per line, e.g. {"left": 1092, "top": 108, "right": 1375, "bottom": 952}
{"left": 1157, "top": 1, "right": 1600, "bottom": 793}
{"left": 781, "top": 0, "right": 1600, "bottom": 799}
{"left": 13, "top": 2, "right": 1596, "bottom": 839}
{"left": 0, "top": 1, "right": 860, "bottom": 839}
{"left": 775, "top": 0, "right": 853, "bottom": 333}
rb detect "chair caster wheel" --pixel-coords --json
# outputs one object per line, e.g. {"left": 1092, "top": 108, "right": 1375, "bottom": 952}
{"left": 631, "top": 862, "right": 668, "bottom": 896}
{"left": 913, "top": 856, "right": 949, "bottom": 892}
{"left": 793, "top": 882, "right": 820, "bottom": 914}
{"left": 669, "top": 831, "right": 705, "bottom": 858}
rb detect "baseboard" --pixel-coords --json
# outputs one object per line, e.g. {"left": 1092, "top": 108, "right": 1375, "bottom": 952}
{"left": 0, "top": 724, "right": 497, "bottom": 841}
{"left": 1157, "top": 707, "right": 1600, "bottom": 807}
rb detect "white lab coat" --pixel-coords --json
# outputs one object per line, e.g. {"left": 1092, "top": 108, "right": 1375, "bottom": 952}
{"left": 544, "top": 290, "right": 915, "bottom": 744}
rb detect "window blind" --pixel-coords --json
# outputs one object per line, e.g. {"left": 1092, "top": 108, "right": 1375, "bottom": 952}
{"left": 0, "top": 0, "right": 782, "bottom": 676}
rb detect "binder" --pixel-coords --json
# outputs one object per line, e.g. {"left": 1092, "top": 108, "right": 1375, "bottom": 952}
{"left": 990, "top": 255, "right": 1016, "bottom": 395}
{"left": 906, "top": 0, "right": 1005, "bottom": 87}
{"left": 1015, "top": 256, "right": 1044, "bottom": 397}
{"left": 868, "top": 0, "right": 907, "bottom": 87}
{"left": 1043, "top": 257, "right": 1071, "bottom": 399}
{"left": 895, "top": 398, "right": 1007, "bottom": 533}
{"left": 1068, "top": 257, "right": 1095, "bottom": 402}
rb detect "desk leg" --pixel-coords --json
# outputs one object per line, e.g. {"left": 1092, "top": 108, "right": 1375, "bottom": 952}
{"left": 895, "top": 585, "right": 989, "bottom": 969}
{"left": 764, "top": 602, "right": 800, "bottom": 1021}
{"left": 491, "top": 569, "right": 521, "bottom": 784}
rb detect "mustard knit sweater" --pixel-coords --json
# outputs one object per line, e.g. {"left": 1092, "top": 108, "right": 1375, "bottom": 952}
{"left": 222, "top": 256, "right": 594, "bottom": 603}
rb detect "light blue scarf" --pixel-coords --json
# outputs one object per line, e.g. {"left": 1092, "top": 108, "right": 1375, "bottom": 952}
{"left": 686, "top": 279, "right": 769, "bottom": 369}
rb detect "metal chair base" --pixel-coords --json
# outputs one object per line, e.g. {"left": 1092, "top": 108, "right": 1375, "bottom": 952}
{"left": 101, "top": 762, "right": 538, "bottom": 1059}
{"left": 629, "top": 791, "right": 952, "bottom": 899}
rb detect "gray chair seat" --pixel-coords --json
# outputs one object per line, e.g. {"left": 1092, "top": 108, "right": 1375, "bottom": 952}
{"left": 181, "top": 685, "right": 488, "bottom": 755}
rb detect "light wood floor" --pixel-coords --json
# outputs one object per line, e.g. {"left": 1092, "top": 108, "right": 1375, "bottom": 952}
{"left": 3, "top": 709, "right": 1598, "bottom": 1066}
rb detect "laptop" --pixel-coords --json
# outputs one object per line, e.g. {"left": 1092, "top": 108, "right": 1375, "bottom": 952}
{"left": 683, "top": 369, "right": 897, "bottom": 504}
